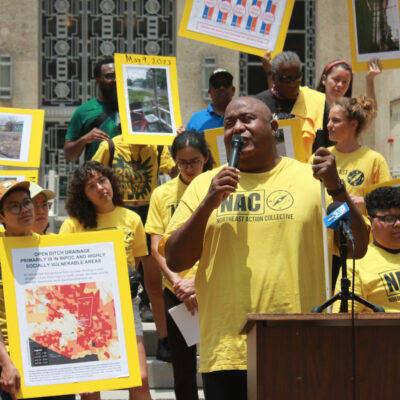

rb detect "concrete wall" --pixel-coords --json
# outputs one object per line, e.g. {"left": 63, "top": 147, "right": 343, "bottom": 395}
{"left": 0, "top": 0, "right": 39, "bottom": 109}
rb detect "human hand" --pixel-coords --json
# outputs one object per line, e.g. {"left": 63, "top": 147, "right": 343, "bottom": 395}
{"left": 84, "top": 128, "right": 110, "bottom": 144}
{"left": 349, "top": 195, "right": 365, "bottom": 209}
{"left": 202, "top": 167, "right": 240, "bottom": 211}
{"left": 312, "top": 147, "right": 342, "bottom": 191}
{"left": 176, "top": 125, "right": 185, "bottom": 135}
{"left": 260, "top": 51, "right": 272, "bottom": 74}
{"left": 173, "top": 277, "right": 195, "bottom": 301}
{"left": 183, "top": 294, "right": 198, "bottom": 316}
{"left": 367, "top": 58, "right": 382, "bottom": 79}
{"left": 0, "top": 360, "right": 20, "bottom": 400}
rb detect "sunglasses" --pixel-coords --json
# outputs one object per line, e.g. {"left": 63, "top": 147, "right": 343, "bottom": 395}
{"left": 211, "top": 80, "right": 232, "bottom": 89}
{"left": 277, "top": 73, "right": 302, "bottom": 83}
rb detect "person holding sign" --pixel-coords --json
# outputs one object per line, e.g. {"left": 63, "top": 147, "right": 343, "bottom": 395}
{"left": 0, "top": 180, "right": 75, "bottom": 400}
{"left": 59, "top": 162, "right": 151, "bottom": 400}
{"left": 146, "top": 131, "right": 213, "bottom": 400}
{"left": 255, "top": 51, "right": 328, "bottom": 161}
{"left": 161, "top": 97, "right": 369, "bottom": 400}
{"left": 29, "top": 182, "right": 56, "bottom": 235}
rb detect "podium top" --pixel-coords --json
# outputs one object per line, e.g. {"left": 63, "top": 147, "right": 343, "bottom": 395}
{"left": 240, "top": 313, "right": 400, "bottom": 334}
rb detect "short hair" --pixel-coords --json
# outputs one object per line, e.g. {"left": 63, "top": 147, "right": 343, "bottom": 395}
{"left": 93, "top": 58, "right": 115, "bottom": 79}
{"left": 171, "top": 130, "right": 214, "bottom": 172}
{"left": 271, "top": 51, "right": 302, "bottom": 74}
{"left": 66, "top": 161, "right": 123, "bottom": 228}
{"left": 334, "top": 95, "right": 376, "bottom": 136}
{"left": 366, "top": 186, "right": 400, "bottom": 216}
{"left": 316, "top": 60, "right": 353, "bottom": 97}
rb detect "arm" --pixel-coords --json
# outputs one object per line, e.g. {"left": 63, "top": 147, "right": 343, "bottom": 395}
{"left": 312, "top": 147, "right": 369, "bottom": 258}
{"left": 365, "top": 58, "right": 382, "bottom": 113}
{"left": 63, "top": 128, "right": 110, "bottom": 162}
{"left": 260, "top": 51, "right": 273, "bottom": 89}
{"left": 165, "top": 167, "right": 240, "bottom": 271}
{"left": 0, "top": 342, "right": 20, "bottom": 400}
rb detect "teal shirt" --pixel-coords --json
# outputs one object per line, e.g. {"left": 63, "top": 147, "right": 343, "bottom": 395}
{"left": 66, "top": 98, "right": 120, "bottom": 160}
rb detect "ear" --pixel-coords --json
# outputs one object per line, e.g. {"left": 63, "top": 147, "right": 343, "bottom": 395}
{"left": 208, "top": 88, "right": 212, "bottom": 98}
{"left": 0, "top": 213, "right": 6, "bottom": 225}
{"left": 321, "top": 74, "right": 327, "bottom": 86}
{"left": 231, "top": 86, "right": 236, "bottom": 96}
{"left": 271, "top": 119, "right": 279, "bottom": 137}
{"left": 350, "top": 119, "right": 358, "bottom": 132}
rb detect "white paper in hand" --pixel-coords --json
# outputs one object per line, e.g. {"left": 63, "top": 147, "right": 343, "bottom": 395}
{"left": 168, "top": 303, "right": 200, "bottom": 347}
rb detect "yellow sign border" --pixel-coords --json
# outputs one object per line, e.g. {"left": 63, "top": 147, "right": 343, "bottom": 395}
{"left": 204, "top": 127, "right": 225, "bottom": 167}
{"left": 0, "top": 170, "right": 38, "bottom": 182}
{"left": 178, "top": 0, "right": 295, "bottom": 57}
{"left": 0, "top": 108, "right": 44, "bottom": 168}
{"left": 115, "top": 53, "right": 181, "bottom": 145}
{"left": 347, "top": 0, "right": 400, "bottom": 72}
{"left": 0, "top": 230, "right": 141, "bottom": 398}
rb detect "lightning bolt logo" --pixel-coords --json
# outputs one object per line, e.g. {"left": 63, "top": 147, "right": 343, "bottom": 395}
{"left": 347, "top": 170, "right": 364, "bottom": 187}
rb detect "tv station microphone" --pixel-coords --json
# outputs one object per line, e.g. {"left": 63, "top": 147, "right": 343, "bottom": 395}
{"left": 324, "top": 201, "right": 354, "bottom": 243}
{"left": 228, "top": 134, "right": 244, "bottom": 168}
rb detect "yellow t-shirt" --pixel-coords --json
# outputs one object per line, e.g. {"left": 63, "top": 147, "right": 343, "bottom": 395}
{"left": 92, "top": 135, "right": 176, "bottom": 202}
{"left": 333, "top": 243, "right": 400, "bottom": 312}
{"left": 145, "top": 176, "right": 198, "bottom": 293}
{"left": 0, "top": 232, "right": 40, "bottom": 348}
{"left": 163, "top": 157, "right": 331, "bottom": 373}
{"left": 59, "top": 206, "right": 148, "bottom": 266}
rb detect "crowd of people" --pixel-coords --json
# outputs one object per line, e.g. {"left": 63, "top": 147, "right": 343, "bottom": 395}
{"left": 0, "top": 51, "right": 398, "bottom": 400}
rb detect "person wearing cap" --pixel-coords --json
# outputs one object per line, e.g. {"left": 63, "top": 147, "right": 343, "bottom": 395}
{"left": 0, "top": 181, "right": 76, "bottom": 400}
{"left": 186, "top": 68, "right": 235, "bottom": 135}
{"left": 29, "top": 182, "right": 56, "bottom": 235}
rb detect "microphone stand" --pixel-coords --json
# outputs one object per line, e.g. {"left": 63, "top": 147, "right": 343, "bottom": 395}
{"left": 312, "top": 232, "right": 385, "bottom": 313}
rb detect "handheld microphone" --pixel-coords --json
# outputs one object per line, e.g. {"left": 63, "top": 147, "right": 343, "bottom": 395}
{"left": 324, "top": 201, "right": 354, "bottom": 243}
{"left": 228, "top": 134, "right": 244, "bottom": 168}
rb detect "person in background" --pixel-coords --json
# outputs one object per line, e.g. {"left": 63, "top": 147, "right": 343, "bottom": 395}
{"left": 186, "top": 69, "right": 235, "bottom": 135}
{"left": 333, "top": 186, "right": 400, "bottom": 312}
{"left": 64, "top": 58, "right": 120, "bottom": 161}
{"left": 29, "top": 182, "right": 56, "bottom": 235}
{"left": 59, "top": 162, "right": 152, "bottom": 400}
{"left": 146, "top": 131, "right": 214, "bottom": 400}
{"left": 0, "top": 180, "right": 75, "bottom": 400}
{"left": 255, "top": 51, "right": 327, "bottom": 161}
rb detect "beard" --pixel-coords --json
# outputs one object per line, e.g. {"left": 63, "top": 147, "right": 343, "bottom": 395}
{"left": 99, "top": 82, "right": 118, "bottom": 111}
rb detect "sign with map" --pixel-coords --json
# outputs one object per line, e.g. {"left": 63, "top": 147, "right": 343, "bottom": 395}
{"left": 0, "top": 231, "right": 140, "bottom": 398}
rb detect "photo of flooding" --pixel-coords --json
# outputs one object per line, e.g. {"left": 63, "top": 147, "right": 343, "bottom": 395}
{"left": 0, "top": 117, "right": 23, "bottom": 159}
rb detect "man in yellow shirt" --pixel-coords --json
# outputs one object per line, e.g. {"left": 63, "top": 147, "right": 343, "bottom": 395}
{"left": 334, "top": 186, "right": 400, "bottom": 312}
{"left": 162, "top": 97, "right": 369, "bottom": 399}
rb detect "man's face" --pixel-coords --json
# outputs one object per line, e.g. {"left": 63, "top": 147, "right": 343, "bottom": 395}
{"left": 97, "top": 63, "right": 117, "bottom": 104}
{"left": 370, "top": 207, "right": 400, "bottom": 250}
{"left": 224, "top": 97, "right": 278, "bottom": 172}
{"left": 272, "top": 61, "right": 302, "bottom": 100}
{"left": 208, "top": 75, "right": 235, "bottom": 111}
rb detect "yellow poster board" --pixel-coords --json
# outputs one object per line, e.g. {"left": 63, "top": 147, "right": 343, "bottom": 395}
{"left": 0, "top": 108, "right": 44, "bottom": 168}
{"left": 347, "top": 0, "right": 400, "bottom": 72}
{"left": 115, "top": 53, "right": 182, "bottom": 145}
{"left": 364, "top": 178, "right": 400, "bottom": 196}
{"left": 0, "top": 230, "right": 141, "bottom": 398}
{"left": 0, "top": 170, "right": 38, "bottom": 183}
{"left": 179, "top": 0, "right": 295, "bottom": 57}
{"left": 205, "top": 117, "right": 305, "bottom": 167}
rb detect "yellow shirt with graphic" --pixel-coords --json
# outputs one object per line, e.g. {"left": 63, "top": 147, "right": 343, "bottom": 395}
{"left": 59, "top": 206, "right": 148, "bottom": 266}
{"left": 0, "top": 232, "right": 40, "bottom": 349}
{"left": 162, "top": 158, "right": 331, "bottom": 373}
{"left": 92, "top": 135, "right": 176, "bottom": 202}
{"left": 333, "top": 244, "right": 400, "bottom": 312}
{"left": 145, "top": 176, "right": 198, "bottom": 294}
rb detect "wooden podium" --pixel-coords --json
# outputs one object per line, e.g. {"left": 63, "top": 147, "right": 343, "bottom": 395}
{"left": 240, "top": 313, "right": 400, "bottom": 400}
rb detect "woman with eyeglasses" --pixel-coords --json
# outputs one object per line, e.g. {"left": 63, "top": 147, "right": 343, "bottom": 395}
{"left": 145, "top": 131, "right": 213, "bottom": 400}
{"left": 0, "top": 180, "right": 75, "bottom": 400}
{"left": 59, "top": 161, "right": 151, "bottom": 400}
{"left": 29, "top": 182, "right": 56, "bottom": 235}
{"left": 333, "top": 186, "right": 400, "bottom": 312}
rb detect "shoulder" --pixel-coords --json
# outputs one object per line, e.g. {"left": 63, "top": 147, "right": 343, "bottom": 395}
{"left": 188, "top": 108, "right": 208, "bottom": 123}
{"left": 72, "top": 98, "right": 100, "bottom": 114}
{"left": 254, "top": 90, "right": 271, "bottom": 102}
{"left": 59, "top": 217, "right": 83, "bottom": 233}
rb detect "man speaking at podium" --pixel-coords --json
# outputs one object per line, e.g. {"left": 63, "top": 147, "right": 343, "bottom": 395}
{"left": 161, "top": 97, "right": 369, "bottom": 400}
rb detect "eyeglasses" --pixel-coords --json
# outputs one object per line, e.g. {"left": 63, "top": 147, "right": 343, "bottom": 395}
{"left": 176, "top": 159, "right": 203, "bottom": 169}
{"left": 1, "top": 198, "right": 33, "bottom": 215}
{"left": 371, "top": 214, "right": 400, "bottom": 226}
{"left": 277, "top": 73, "right": 302, "bottom": 83}
{"left": 33, "top": 201, "right": 52, "bottom": 211}
{"left": 211, "top": 80, "right": 232, "bottom": 89}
